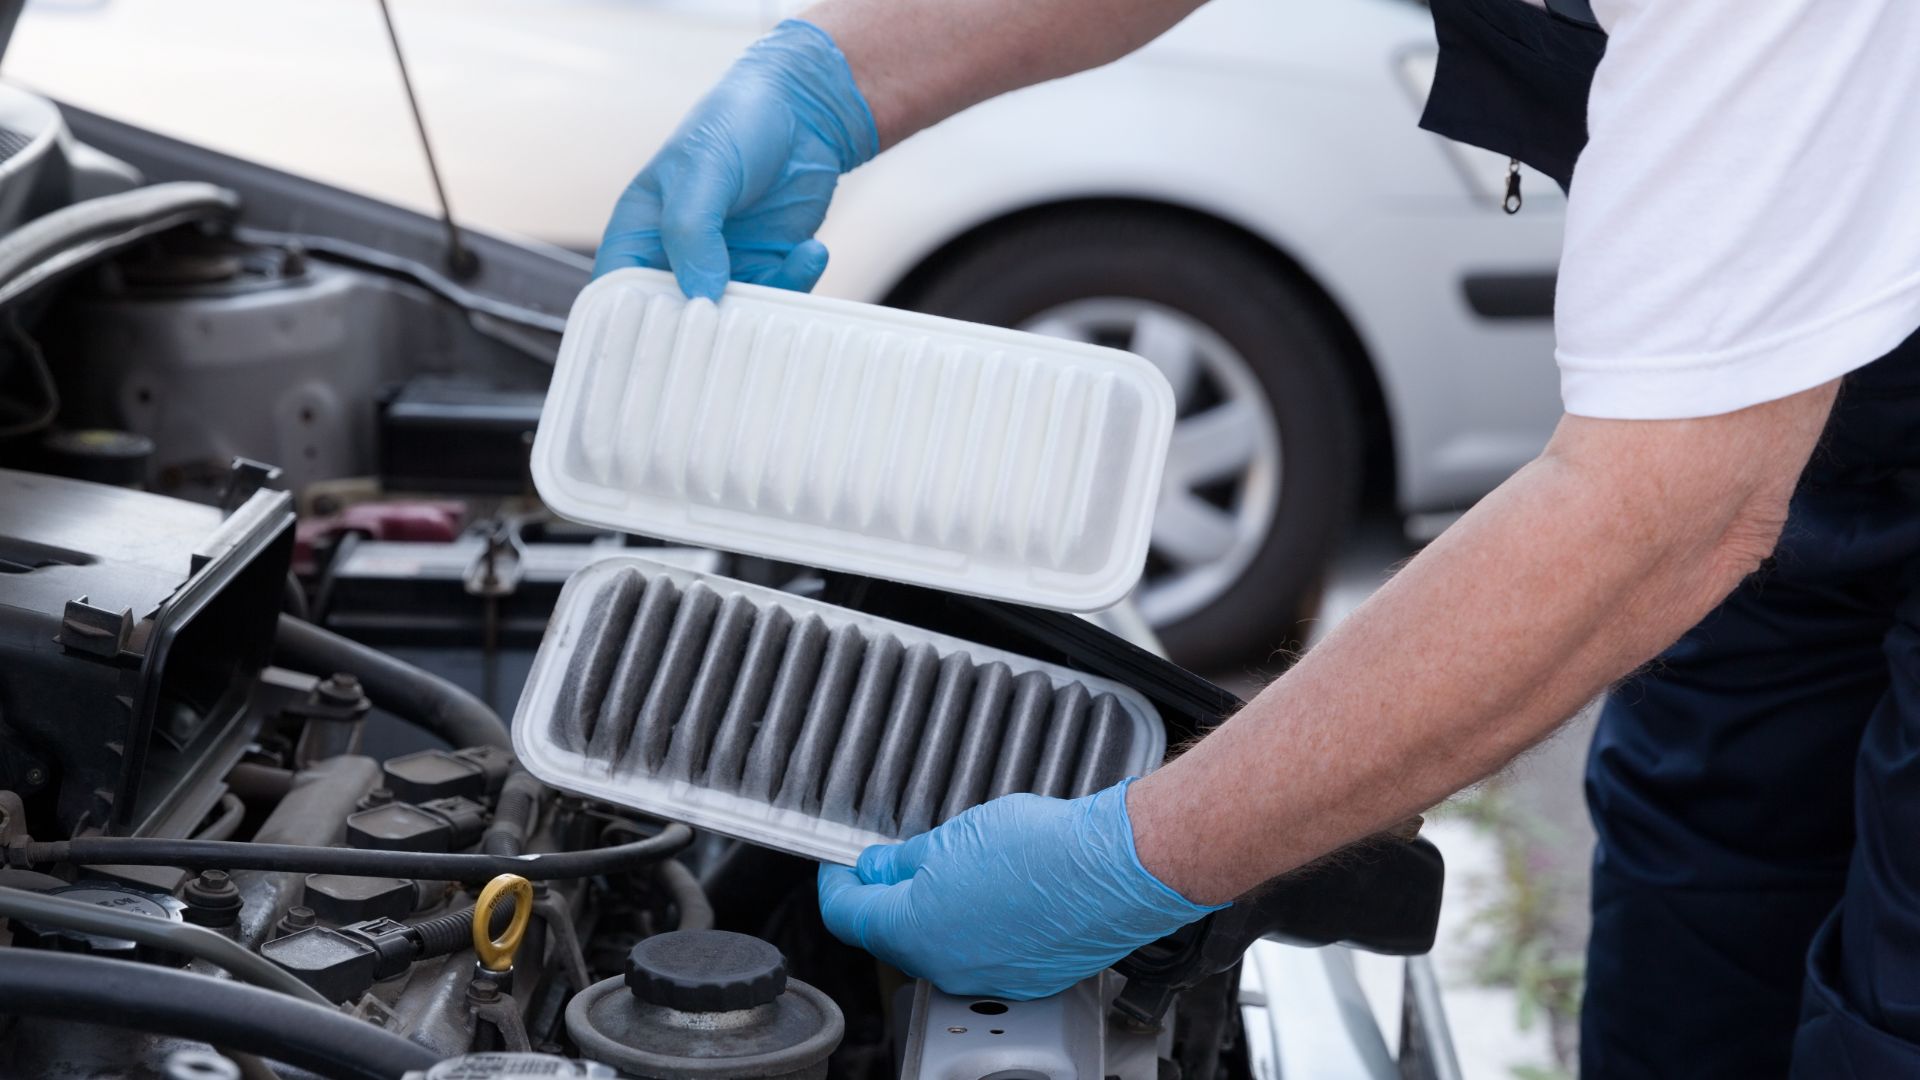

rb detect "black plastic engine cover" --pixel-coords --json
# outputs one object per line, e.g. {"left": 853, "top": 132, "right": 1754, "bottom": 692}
{"left": 0, "top": 466, "right": 294, "bottom": 835}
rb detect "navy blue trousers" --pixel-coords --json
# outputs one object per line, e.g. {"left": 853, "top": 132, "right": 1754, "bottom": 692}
{"left": 1583, "top": 330, "right": 1920, "bottom": 1077}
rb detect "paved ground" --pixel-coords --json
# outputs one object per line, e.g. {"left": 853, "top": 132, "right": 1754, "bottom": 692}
{"left": 1213, "top": 514, "right": 1595, "bottom": 1078}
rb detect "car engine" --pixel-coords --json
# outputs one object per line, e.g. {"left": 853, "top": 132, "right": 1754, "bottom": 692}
{"left": 0, "top": 79, "right": 1448, "bottom": 1080}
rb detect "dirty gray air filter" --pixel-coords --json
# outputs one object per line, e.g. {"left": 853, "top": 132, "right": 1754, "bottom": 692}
{"left": 513, "top": 557, "right": 1165, "bottom": 863}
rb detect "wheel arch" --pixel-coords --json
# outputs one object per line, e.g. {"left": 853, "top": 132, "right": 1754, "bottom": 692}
{"left": 878, "top": 197, "right": 1399, "bottom": 509}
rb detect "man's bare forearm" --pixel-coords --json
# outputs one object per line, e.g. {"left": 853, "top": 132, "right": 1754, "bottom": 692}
{"left": 805, "top": 0, "right": 1209, "bottom": 147}
{"left": 1130, "top": 383, "right": 1840, "bottom": 905}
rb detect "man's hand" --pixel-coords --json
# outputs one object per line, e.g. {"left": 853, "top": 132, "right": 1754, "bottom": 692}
{"left": 593, "top": 20, "right": 877, "bottom": 298}
{"left": 816, "top": 782, "right": 1222, "bottom": 1000}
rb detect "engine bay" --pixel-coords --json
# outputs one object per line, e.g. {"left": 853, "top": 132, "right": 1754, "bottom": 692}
{"left": 0, "top": 80, "right": 1446, "bottom": 1080}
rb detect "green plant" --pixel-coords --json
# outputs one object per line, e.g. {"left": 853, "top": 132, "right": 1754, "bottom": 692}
{"left": 1448, "top": 788, "right": 1587, "bottom": 1063}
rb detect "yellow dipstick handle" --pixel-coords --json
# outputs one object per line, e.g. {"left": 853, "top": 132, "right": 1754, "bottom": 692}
{"left": 473, "top": 873, "right": 534, "bottom": 974}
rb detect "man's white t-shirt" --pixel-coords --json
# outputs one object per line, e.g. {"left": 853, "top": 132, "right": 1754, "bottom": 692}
{"left": 1524, "top": 0, "right": 1920, "bottom": 420}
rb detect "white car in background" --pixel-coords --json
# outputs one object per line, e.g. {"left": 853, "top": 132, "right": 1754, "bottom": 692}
{"left": 9, "top": 0, "right": 1565, "bottom": 667}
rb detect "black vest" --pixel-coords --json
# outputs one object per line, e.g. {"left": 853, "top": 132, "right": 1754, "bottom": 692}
{"left": 1417, "top": 0, "right": 1608, "bottom": 192}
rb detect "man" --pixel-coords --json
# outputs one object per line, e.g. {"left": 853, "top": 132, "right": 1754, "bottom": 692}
{"left": 594, "top": 0, "right": 1920, "bottom": 1073}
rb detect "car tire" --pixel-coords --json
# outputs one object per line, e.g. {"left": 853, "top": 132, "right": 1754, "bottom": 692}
{"left": 895, "top": 208, "right": 1363, "bottom": 670}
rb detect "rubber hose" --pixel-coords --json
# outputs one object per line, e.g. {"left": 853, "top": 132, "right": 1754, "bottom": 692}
{"left": 407, "top": 907, "right": 475, "bottom": 959}
{"left": 0, "top": 182, "right": 239, "bottom": 309}
{"left": 23, "top": 822, "right": 694, "bottom": 883}
{"left": 283, "top": 573, "right": 311, "bottom": 621}
{"left": 194, "top": 793, "right": 247, "bottom": 842}
{"left": 225, "top": 762, "right": 295, "bottom": 803}
{"left": 406, "top": 902, "right": 515, "bottom": 960}
{"left": 481, "top": 767, "right": 543, "bottom": 857}
{"left": 273, "top": 614, "right": 510, "bottom": 750}
{"left": 0, "top": 951, "right": 436, "bottom": 1080}
{"left": 0, "top": 885, "right": 331, "bottom": 1007}
{"left": 656, "top": 858, "right": 714, "bottom": 932}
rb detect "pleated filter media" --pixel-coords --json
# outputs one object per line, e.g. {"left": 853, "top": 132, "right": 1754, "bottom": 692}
{"left": 530, "top": 269, "right": 1175, "bottom": 613}
{"left": 513, "top": 557, "right": 1166, "bottom": 863}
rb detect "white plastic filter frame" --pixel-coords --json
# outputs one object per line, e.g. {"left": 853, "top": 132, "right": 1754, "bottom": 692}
{"left": 512, "top": 556, "right": 1168, "bottom": 865}
{"left": 530, "top": 268, "right": 1176, "bottom": 613}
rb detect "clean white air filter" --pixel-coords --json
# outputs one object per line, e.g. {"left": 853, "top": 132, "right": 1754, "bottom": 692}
{"left": 530, "top": 269, "right": 1174, "bottom": 612}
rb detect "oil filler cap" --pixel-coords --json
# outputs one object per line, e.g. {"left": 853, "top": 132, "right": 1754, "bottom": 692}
{"left": 625, "top": 930, "right": 787, "bottom": 1012}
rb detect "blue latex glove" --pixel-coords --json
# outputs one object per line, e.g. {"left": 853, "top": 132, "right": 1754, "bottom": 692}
{"left": 817, "top": 780, "right": 1227, "bottom": 1000}
{"left": 594, "top": 19, "right": 879, "bottom": 299}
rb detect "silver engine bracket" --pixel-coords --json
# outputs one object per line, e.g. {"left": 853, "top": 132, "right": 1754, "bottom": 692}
{"left": 900, "top": 973, "right": 1165, "bottom": 1080}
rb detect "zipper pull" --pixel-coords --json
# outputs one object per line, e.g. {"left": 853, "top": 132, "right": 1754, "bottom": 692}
{"left": 1503, "top": 158, "right": 1524, "bottom": 215}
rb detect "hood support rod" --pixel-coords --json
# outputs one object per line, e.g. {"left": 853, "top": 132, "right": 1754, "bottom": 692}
{"left": 375, "top": 0, "right": 478, "bottom": 280}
